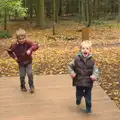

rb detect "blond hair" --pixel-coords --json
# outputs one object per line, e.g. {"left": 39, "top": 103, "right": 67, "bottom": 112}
{"left": 80, "top": 40, "right": 92, "bottom": 49}
{"left": 16, "top": 28, "right": 26, "bottom": 37}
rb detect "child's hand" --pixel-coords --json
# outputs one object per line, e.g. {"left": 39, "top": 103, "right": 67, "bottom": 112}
{"left": 90, "top": 75, "right": 95, "bottom": 81}
{"left": 14, "top": 57, "right": 18, "bottom": 62}
{"left": 26, "top": 50, "right": 32, "bottom": 55}
{"left": 71, "top": 74, "right": 76, "bottom": 78}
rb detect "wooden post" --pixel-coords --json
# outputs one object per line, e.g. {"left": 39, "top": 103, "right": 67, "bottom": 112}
{"left": 82, "top": 27, "right": 89, "bottom": 41}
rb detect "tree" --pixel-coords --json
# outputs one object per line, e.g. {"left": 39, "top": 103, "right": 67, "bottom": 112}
{"left": 118, "top": 0, "right": 120, "bottom": 22}
{"left": 36, "top": 0, "right": 46, "bottom": 28}
{"left": 45, "top": 0, "right": 52, "bottom": 18}
{"left": 0, "top": 0, "right": 26, "bottom": 30}
{"left": 86, "top": 0, "right": 91, "bottom": 27}
{"left": 58, "top": 0, "right": 64, "bottom": 16}
{"left": 52, "top": 0, "right": 56, "bottom": 35}
{"left": 78, "top": 0, "right": 82, "bottom": 22}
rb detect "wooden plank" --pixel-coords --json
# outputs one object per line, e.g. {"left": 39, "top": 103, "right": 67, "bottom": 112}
{"left": 82, "top": 27, "right": 89, "bottom": 41}
{"left": 0, "top": 75, "right": 120, "bottom": 120}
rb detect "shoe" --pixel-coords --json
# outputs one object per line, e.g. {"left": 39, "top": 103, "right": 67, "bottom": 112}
{"left": 76, "top": 99, "right": 81, "bottom": 105}
{"left": 21, "top": 86, "right": 27, "bottom": 92}
{"left": 30, "top": 86, "right": 35, "bottom": 93}
{"left": 86, "top": 108, "right": 92, "bottom": 114}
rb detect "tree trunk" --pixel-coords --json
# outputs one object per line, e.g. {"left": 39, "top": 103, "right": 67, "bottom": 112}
{"left": 36, "top": 0, "right": 46, "bottom": 29}
{"left": 55, "top": 0, "right": 59, "bottom": 23}
{"left": 29, "top": 1, "right": 33, "bottom": 20}
{"left": 45, "top": 0, "right": 52, "bottom": 18}
{"left": 58, "top": 0, "right": 64, "bottom": 16}
{"left": 4, "top": 8, "right": 7, "bottom": 30}
{"left": 118, "top": 1, "right": 120, "bottom": 22}
{"left": 52, "top": 0, "right": 56, "bottom": 35}
{"left": 96, "top": 0, "right": 100, "bottom": 20}
{"left": 78, "top": 0, "right": 82, "bottom": 22}
{"left": 27, "top": 0, "right": 33, "bottom": 20}
{"left": 83, "top": 0, "right": 91, "bottom": 27}
{"left": 22, "top": 0, "right": 27, "bottom": 8}
{"left": 84, "top": 0, "right": 88, "bottom": 24}
{"left": 66, "top": 0, "right": 72, "bottom": 14}
{"left": 81, "top": 0, "right": 85, "bottom": 22}
{"left": 71, "top": 0, "right": 78, "bottom": 14}
{"left": 87, "top": 0, "right": 91, "bottom": 27}
{"left": 92, "top": 0, "right": 95, "bottom": 19}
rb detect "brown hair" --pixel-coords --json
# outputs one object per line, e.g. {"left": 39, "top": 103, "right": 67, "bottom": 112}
{"left": 16, "top": 28, "right": 26, "bottom": 38}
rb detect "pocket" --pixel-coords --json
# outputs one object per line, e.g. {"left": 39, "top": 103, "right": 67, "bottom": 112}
{"left": 23, "top": 60, "right": 30, "bottom": 65}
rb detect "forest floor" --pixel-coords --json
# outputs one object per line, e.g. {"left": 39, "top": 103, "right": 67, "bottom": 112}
{"left": 0, "top": 20, "right": 120, "bottom": 109}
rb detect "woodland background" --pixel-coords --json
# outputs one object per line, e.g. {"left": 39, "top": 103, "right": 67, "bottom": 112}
{"left": 0, "top": 0, "right": 120, "bottom": 109}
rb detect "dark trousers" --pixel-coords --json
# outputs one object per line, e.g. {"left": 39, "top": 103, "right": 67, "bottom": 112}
{"left": 76, "top": 86, "right": 92, "bottom": 110}
{"left": 19, "top": 63, "right": 34, "bottom": 88}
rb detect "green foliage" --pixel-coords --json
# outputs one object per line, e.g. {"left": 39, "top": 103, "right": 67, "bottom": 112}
{"left": 0, "top": 30, "right": 11, "bottom": 38}
{"left": 0, "top": 0, "right": 27, "bottom": 25}
{"left": 7, "top": 0, "right": 27, "bottom": 16}
{"left": 92, "top": 20, "right": 120, "bottom": 28}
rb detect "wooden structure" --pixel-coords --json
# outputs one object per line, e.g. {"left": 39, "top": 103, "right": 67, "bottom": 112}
{"left": 82, "top": 27, "right": 89, "bottom": 41}
{"left": 0, "top": 75, "right": 120, "bottom": 120}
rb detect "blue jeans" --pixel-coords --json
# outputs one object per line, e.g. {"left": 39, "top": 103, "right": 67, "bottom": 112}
{"left": 76, "top": 86, "right": 92, "bottom": 110}
{"left": 19, "top": 63, "right": 34, "bottom": 88}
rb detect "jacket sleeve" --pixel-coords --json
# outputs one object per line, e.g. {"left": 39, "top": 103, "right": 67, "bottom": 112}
{"left": 7, "top": 45, "right": 16, "bottom": 59}
{"left": 68, "top": 59, "right": 76, "bottom": 75}
{"left": 27, "top": 41, "right": 39, "bottom": 52}
{"left": 91, "top": 63, "right": 99, "bottom": 80}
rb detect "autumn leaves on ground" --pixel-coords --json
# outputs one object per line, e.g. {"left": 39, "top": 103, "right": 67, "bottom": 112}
{"left": 0, "top": 21, "right": 120, "bottom": 108}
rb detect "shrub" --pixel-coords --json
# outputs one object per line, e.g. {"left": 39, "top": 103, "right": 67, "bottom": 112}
{"left": 0, "top": 30, "right": 12, "bottom": 38}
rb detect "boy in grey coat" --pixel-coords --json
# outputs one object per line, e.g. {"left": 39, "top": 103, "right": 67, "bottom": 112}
{"left": 68, "top": 40, "right": 99, "bottom": 113}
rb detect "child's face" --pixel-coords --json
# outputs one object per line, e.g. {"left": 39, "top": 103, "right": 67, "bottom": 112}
{"left": 17, "top": 35, "right": 26, "bottom": 44}
{"left": 81, "top": 45, "right": 91, "bottom": 57}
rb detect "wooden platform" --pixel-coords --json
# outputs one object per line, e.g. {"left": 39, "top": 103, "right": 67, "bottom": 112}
{"left": 0, "top": 75, "right": 120, "bottom": 120}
